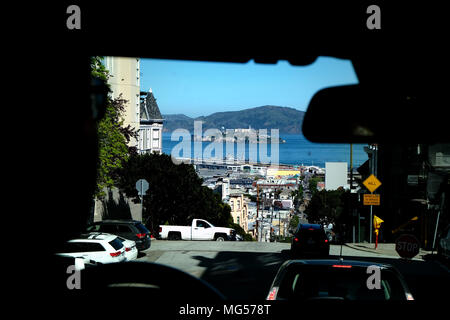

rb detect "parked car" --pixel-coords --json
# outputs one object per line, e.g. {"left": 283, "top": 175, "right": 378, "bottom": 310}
{"left": 86, "top": 220, "right": 151, "bottom": 251}
{"left": 117, "top": 236, "right": 138, "bottom": 261}
{"left": 158, "top": 219, "right": 236, "bottom": 241}
{"left": 291, "top": 224, "right": 330, "bottom": 258}
{"left": 324, "top": 228, "right": 335, "bottom": 242}
{"left": 56, "top": 233, "right": 126, "bottom": 264}
{"left": 266, "top": 259, "right": 415, "bottom": 301}
{"left": 437, "top": 224, "right": 450, "bottom": 260}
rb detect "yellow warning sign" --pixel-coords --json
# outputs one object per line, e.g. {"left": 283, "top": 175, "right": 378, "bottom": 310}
{"left": 363, "top": 174, "right": 382, "bottom": 193}
{"left": 363, "top": 194, "right": 380, "bottom": 206}
{"left": 373, "top": 215, "right": 384, "bottom": 228}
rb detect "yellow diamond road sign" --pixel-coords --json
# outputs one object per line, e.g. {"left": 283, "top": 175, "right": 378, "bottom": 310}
{"left": 363, "top": 174, "right": 382, "bottom": 193}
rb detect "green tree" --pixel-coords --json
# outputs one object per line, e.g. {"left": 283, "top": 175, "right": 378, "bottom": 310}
{"left": 117, "top": 153, "right": 233, "bottom": 233}
{"left": 292, "top": 185, "right": 304, "bottom": 208}
{"left": 90, "top": 56, "right": 137, "bottom": 198}
{"left": 308, "top": 176, "right": 322, "bottom": 195}
{"left": 289, "top": 215, "right": 300, "bottom": 232}
{"left": 230, "top": 223, "right": 254, "bottom": 241}
{"left": 305, "top": 188, "right": 348, "bottom": 223}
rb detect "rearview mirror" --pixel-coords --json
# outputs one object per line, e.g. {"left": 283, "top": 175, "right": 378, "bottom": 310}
{"left": 302, "top": 84, "right": 448, "bottom": 144}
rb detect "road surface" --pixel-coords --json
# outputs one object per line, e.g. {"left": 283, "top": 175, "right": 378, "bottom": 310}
{"left": 138, "top": 240, "right": 449, "bottom": 301}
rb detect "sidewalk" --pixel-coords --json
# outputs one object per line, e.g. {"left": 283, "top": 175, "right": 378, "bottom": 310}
{"left": 344, "top": 242, "right": 432, "bottom": 260}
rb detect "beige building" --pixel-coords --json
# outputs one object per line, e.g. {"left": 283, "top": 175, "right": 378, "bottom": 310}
{"left": 103, "top": 56, "right": 141, "bottom": 148}
{"left": 229, "top": 194, "right": 248, "bottom": 233}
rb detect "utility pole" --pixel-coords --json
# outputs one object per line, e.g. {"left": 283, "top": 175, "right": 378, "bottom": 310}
{"left": 368, "top": 144, "right": 378, "bottom": 244}
{"left": 350, "top": 143, "right": 358, "bottom": 243}
{"left": 256, "top": 184, "right": 260, "bottom": 242}
{"left": 369, "top": 145, "right": 373, "bottom": 244}
{"left": 350, "top": 143, "right": 353, "bottom": 190}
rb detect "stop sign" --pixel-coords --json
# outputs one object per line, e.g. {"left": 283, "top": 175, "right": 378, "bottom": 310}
{"left": 395, "top": 234, "right": 420, "bottom": 259}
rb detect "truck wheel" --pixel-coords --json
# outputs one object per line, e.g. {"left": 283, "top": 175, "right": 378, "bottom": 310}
{"left": 168, "top": 232, "right": 181, "bottom": 240}
{"left": 215, "top": 234, "right": 226, "bottom": 241}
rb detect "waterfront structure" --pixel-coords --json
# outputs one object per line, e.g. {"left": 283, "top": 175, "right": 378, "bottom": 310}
{"left": 266, "top": 167, "right": 301, "bottom": 178}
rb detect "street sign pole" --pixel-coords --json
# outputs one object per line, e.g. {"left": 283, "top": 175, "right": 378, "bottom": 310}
{"left": 369, "top": 203, "right": 373, "bottom": 243}
{"left": 136, "top": 179, "right": 149, "bottom": 223}
{"left": 362, "top": 174, "right": 381, "bottom": 244}
{"left": 141, "top": 179, "right": 144, "bottom": 222}
{"left": 140, "top": 180, "right": 144, "bottom": 223}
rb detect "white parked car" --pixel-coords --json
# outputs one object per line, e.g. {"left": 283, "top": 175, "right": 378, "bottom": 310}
{"left": 117, "top": 236, "right": 138, "bottom": 261}
{"left": 56, "top": 233, "right": 126, "bottom": 264}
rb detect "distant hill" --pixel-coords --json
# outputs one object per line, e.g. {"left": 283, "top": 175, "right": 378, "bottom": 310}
{"left": 162, "top": 106, "right": 305, "bottom": 133}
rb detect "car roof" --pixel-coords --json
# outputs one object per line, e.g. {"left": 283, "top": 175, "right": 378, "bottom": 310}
{"left": 71, "top": 232, "right": 118, "bottom": 242}
{"left": 283, "top": 259, "right": 393, "bottom": 270}
{"left": 297, "top": 224, "right": 322, "bottom": 230}
{"left": 93, "top": 219, "right": 140, "bottom": 225}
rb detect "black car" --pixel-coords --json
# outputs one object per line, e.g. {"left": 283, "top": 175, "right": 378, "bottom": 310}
{"left": 267, "top": 259, "right": 415, "bottom": 301}
{"left": 437, "top": 224, "right": 450, "bottom": 260}
{"left": 87, "top": 220, "right": 151, "bottom": 251}
{"left": 291, "top": 224, "right": 329, "bottom": 258}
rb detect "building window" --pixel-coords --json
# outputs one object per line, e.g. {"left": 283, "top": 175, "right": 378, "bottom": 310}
{"left": 152, "top": 129, "right": 159, "bottom": 148}
{"left": 136, "top": 58, "right": 140, "bottom": 87}
{"left": 237, "top": 200, "right": 241, "bottom": 210}
{"left": 146, "top": 128, "right": 151, "bottom": 150}
{"left": 136, "top": 94, "right": 140, "bottom": 123}
{"left": 104, "top": 56, "right": 113, "bottom": 74}
{"left": 139, "top": 129, "right": 144, "bottom": 151}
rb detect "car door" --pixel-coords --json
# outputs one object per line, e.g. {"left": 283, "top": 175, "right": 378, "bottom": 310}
{"left": 192, "top": 220, "right": 213, "bottom": 240}
{"left": 59, "top": 242, "right": 85, "bottom": 259}
{"left": 85, "top": 242, "right": 108, "bottom": 263}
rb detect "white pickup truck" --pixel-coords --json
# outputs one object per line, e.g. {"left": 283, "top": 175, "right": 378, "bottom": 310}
{"left": 158, "top": 219, "right": 236, "bottom": 241}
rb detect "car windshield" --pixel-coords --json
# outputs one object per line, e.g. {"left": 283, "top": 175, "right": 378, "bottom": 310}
{"left": 69, "top": 53, "right": 449, "bottom": 305}
{"left": 135, "top": 223, "right": 150, "bottom": 234}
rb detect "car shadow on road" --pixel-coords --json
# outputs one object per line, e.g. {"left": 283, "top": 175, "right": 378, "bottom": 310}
{"left": 192, "top": 249, "right": 291, "bottom": 300}
{"left": 193, "top": 250, "right": 449, "bottom": 301}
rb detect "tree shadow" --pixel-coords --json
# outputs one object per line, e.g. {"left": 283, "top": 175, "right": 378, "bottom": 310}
{"left": 101, "top": 188, "right": 132, "bottom": 220}
{"left": 191, "top": 250, "right": 449, "bottom": 302}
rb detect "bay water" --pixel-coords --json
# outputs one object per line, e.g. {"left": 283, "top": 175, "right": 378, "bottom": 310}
{"left": 162, "top": 132, "right": 368, "bottom": 168}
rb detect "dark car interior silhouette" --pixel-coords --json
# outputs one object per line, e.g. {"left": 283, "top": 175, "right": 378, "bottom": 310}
{"left": 26, "top": 2, "right": 448, "bottom": 316}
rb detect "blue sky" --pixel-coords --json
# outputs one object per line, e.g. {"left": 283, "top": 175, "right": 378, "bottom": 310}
{"left": 140, "top": 57, "right": 359, "bottom": 118}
